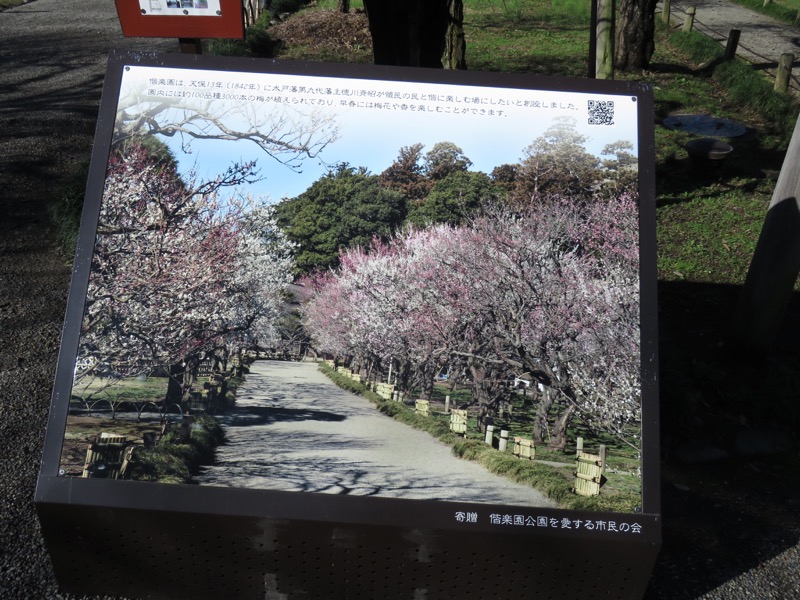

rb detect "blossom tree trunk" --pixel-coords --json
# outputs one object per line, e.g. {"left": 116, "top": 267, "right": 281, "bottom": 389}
{"left": 615, "top": 0, "right": 658, "bottom": 71}
{"left": 362, "top": 0, "right": 464, "bottom": 69}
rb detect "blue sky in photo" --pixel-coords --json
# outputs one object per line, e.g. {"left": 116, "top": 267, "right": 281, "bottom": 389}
{"left": 121, "top": 65, "right": 641, "bottom": 203}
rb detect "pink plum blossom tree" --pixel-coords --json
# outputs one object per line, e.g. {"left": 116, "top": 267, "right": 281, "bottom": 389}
{"left": 301, "top": 195, "right": 641, "bottom": 450}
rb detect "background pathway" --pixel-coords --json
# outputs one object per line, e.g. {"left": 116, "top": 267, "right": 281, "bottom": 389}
{"left": 667, "top": 0, "right": 800, "bottom": 90}
{"left": 196, "top": 361, "right": 556, "bottom": 507}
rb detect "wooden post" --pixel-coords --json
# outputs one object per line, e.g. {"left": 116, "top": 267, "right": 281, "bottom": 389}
{"left": 662, "top": 0, "right": 671, "bottom": 24}
{"left": 595, "top": 0, "right": 614, "bottom": 79}
{"left": 724, "top": 30, "right": 741, "bottom": 61}
{"left": 599, "top": 444, "right": 607, "bottom": 469}
{"left": 736, "top": 113, "right": 800, "bottom": 352}
{"left": 445, "top": 395, "right": 450, "bottom": 414}
{"left": 589, "top": 0, "right": 597, "bottom": 78}
{"left": 178, "top": 38, "right": 202, "bottom": 54}
{"left": 683, "top": 7, "right": 696, "bottom": 32}
{"left": 484, "top": 425, "right": 494, "bottom": 445}
{"left": 775, "top": 53, "right": 795, "bottom": 93}
{"left": 499, "top": 430, "right": 509, "bottom": 452}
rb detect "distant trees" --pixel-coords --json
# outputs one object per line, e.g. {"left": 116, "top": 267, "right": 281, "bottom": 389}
{"left": 511, "top": 117, "right": 601, "bottom": 203}
{"left": 422, "top": 141, "right": 473, "bottom": 180}
{"left": 274, "top": 165, "right": 406, "bottom": 273}
{"left": 277, "top": 128, "right": 637, "bottom": 275}
{"left": 379, "top": 143, "right": 431, "bottom": 203}
{"left": 407, "top": 171, "right": 500, "bottom": 227}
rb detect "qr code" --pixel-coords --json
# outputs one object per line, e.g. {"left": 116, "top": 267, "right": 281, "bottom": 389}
{"left": 588, "top": 100, "right": 615, "bottom": 126}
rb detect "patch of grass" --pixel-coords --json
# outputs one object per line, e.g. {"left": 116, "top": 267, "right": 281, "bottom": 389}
{"left": 128, "top": 414, "right": 225, "bottom": 483}
{"left": 714, "top": 60, "right": 797, "bottom": 134}
{"left": 0, "top": 0, "right": 26, "bottom": 10}
{"left": 657, "top": 190, "right": 768, "bottom": 283}
{"left": 271, "top": 0, "right": 312, "bottom": 15}
{"left": 729, "top": 0, "right": 800, "bottom": 25}
{"left": 209, "top": 12, "right": 276, "bottom": 57}
{"left": 72, "top": 375, "right": 169, "bottom": 404}
{"left": 639, "top": 23, "right": 799, "bottom": 288}
{"left": 668, "top": 30, "right": 724, "bottom": 66}
{"left": 463, "top": 0, "right": 589, "bottom": 75}
{"left": 313, "top": 0, "right": 364, "bottom": 10}
{"left": 48, "top": 162, "right": 89, "bottom": 256}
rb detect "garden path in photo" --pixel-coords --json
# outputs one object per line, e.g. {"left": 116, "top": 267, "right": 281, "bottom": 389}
{"left": 195, "top": 360, "right": 556, "bottom": 507}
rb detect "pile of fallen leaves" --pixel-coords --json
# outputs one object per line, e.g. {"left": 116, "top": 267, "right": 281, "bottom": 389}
{"left": 270, "top": 9, "right": 373, "bottom": 62}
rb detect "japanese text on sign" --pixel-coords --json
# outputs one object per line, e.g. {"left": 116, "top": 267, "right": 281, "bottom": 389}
{"left": 454, "top": 510, "right": 644, "bottom": 535}
{"left": 143, "top": 76, "right": 583, "bottom": 118}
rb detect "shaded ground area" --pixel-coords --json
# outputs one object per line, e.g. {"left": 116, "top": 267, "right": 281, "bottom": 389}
{"left": 196, "top": 361, "right": 556, "bottom": 507}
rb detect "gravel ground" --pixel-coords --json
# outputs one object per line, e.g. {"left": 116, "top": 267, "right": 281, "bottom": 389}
{"left": 1, "top": 0, "right": 799, "bottom": 598}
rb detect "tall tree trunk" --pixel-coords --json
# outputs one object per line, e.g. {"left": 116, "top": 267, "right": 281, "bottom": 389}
{"left": 338, "top": 0, "right": 349, "bottom": 13}
{"left": 443, "top": 0, "right": 467, "bottom": 69}
{"left": 395, "top": 358, "right": 412, "bottom": 392}
{"left": 417, "top": 362, "right": 435, "bottom": 400}
{"left": 595, "top": 0, "right": 614, "bottom": 79}
{"left": 164, "top": 355, "right": 198, "bottom": 413}
{"left": 614, "top": 0, "right": 658, "bottom": 71}
{"left": 532, "top": 387, "right": 554, "bottom": 444}
{"left": 466, "top": 356, "right": 504, "bottom": 432}
{"left": 363, "top": 0, "right": 451, "bottom": 68}
{"left": 549, "top": 403, "right": 576, "bottom": 450}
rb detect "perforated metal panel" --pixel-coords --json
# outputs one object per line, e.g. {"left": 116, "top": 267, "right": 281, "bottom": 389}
{"left": 38, "top": 497, "right": 658, "bottom": 599}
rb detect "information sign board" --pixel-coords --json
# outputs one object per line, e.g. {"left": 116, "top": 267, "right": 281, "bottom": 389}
{"left": 114, "top": 0, "right": 243, "bottom": 39}
{"left": 37, "top": 50, "right": 660, "bottom": 599}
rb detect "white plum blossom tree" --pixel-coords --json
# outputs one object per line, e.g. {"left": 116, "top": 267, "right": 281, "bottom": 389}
{"left": 75, "top": 141, "right": 295, "bottom": 408}
{"left": 114, "top": 80, "right": 340, "bottom": 172}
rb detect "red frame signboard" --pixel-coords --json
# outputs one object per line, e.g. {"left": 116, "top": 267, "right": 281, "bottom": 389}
{"left": 114, "top": 0, "right": 244, "bottom": 39}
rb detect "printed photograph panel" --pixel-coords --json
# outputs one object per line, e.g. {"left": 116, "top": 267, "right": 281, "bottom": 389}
{"left": 60, "top": 63, "right": 648, "bottom": 517}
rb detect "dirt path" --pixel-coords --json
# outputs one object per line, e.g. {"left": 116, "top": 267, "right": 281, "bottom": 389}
{"left": 195, "top": 360, "right": 556, "bottom": 508}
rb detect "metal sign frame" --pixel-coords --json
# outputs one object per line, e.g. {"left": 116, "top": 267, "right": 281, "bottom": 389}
{"left": 37, "top": 50, "right": 660, "bottom": 599}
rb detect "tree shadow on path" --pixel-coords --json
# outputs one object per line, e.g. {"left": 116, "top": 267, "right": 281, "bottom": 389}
{"left": 221, "top": 405, "right": 347, "bottom": 427}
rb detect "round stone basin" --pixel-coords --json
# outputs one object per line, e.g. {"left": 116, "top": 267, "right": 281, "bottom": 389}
{"left": 685, "top": 137, "right": 734, "bottom": 161}
{"left": 663, "top": 114, "right": 747, "bottom": 138}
